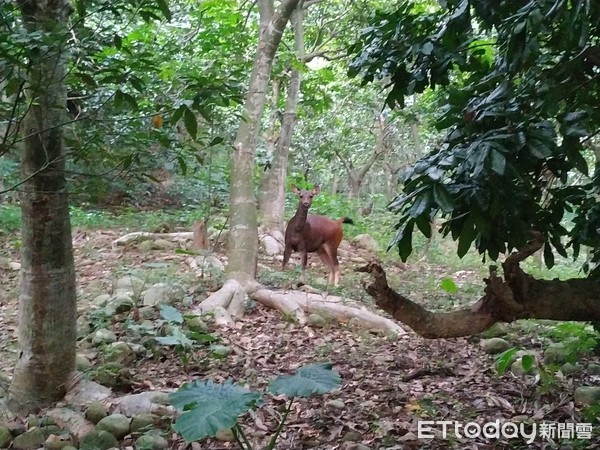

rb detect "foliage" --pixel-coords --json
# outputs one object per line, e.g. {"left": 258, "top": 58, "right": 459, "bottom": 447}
{"left": 170, "top": 363, "right": 341, "bottom": 449}
{"left": 348, "top": 0, "right": 600, "bottom": 274}
{"left": 545, "top": 322, "right": 599, "bottom": 360}
{"left": 129, "top": 304, "right": 216, "bottom": 370}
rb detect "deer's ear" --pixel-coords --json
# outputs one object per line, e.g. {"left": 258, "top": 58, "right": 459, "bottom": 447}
{"left": 291, "top": 184, "right": 300, "bottom": 194}
{"left": 312, "top": 185, "right": 321, "bottom": 195}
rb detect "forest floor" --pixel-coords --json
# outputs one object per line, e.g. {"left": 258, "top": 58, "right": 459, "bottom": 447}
{"left": 0, "top": 226, "right": 599, "bottom": 450}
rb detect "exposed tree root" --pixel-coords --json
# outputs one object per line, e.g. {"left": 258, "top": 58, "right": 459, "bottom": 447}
{"left": 112, "top": 231, "right": 193, "bottom": 247}
{"left": 360, "top": 233, "right": 600, "bottom": 338}
{"left": 194, "top": 280, "right": 406, "bottom": 335}
{"left": 190, "top": 279, "right": 246, "bottom": 325}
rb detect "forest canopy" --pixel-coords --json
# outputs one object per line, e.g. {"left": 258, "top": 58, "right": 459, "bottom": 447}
{"left": 348, "top": 0, "right": 600, "bottom": 275}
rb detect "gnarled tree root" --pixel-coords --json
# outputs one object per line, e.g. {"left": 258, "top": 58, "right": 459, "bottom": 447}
{"left": 359, "top": 234, "right": 600, "bottom": 338}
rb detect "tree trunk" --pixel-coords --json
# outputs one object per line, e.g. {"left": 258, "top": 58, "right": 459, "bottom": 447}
{"left": 360, "top": 234, "right": 600, "bottom": 338}
{"left": 258, "top": 78, "right": 282, "bottom": 223}
{"left": 259, "top": 6, "right": 305, "bottom": 235}
{"left": 228, "top": 0, "right": 301, "bottom": 281}
{"left": 8, "top": 0, "right": 76, "bottom": 414}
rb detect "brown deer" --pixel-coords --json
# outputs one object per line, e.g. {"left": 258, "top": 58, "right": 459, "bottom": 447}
{"left": 282, "top": 184, "right": 353, "bottom": 286}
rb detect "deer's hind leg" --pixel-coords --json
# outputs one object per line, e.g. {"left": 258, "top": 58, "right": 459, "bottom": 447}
{"left": 317, "top": 246, "right": 337, "bottom": 285}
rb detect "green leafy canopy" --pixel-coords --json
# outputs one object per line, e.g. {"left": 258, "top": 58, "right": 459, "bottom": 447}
{"left": 348, "top": 0, "right": 600, "bottom": 273}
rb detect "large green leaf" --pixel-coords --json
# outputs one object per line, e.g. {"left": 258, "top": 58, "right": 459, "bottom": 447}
{"left": 269, "top": 363, "right": 341, "bottom": 397}
{"left": 171, "top": 379, "right": 263, "bottom": 442}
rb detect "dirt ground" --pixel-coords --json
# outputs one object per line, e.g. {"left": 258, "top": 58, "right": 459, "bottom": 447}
{"left": 0, "top": 229, "right": 598, "bottom": 449}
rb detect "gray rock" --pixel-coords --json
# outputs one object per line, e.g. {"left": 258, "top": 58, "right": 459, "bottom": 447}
{"left": 149, "top": 392, "right": 170, "bottom": 406}
{"left": 184, "top": 315, "right": 208, "bottom": 332}
{"left": 108, "top": 295, "right": 135, "bottom": 314}
{"left": 96, "top": 414, "right": 131, "bottom": 439}
{"left": 209, "top": 345, "right": 232, "bottom": 357}
{"left": 351, "top": 234, "right": 379, "bottom": 252}
{"left": 480, "top": 338, "right": 511, "bottom": 354}
{"left": 134, "top": 433, "right": 168, "bottom": 450}
{"left": 104, "top": 342, "right": 136, "bottom": 365}
{"left": 137, "top": 241, "right": 155, "bottom": 252}
{"left": 114, "top": 276, "right": 146, "bottom": 296}
{"left": 0, "top": 426, "right": 12, "bottom": 448}
{"left": 215, "top": 429, "right": 235, "bottom": 442}
{"left": 560, "top": 362, "right": 580, "bottom": 375}
{"left": 261, "top": 235, "right": 283, "bottom": 256}
{"left": 91, "top": 294, "right": 111, "bottom": 308}
{"left": 326, "top": 400, "right": 345, "bottom": 409}
{"left": 479, "top": 323, "right": 509, "bottom": 338}
{"left": 91, "top": 329, "right": 117, "bottom": 345}
{"left": 77, "top": 316, "right": 92, "bottom": 339}
{"left": 138, "top": 306, "right": 155, "bottom": 320}
{"left": 60, "top": 447, "right": 77, "bottom": 450}
{"left": 153, "top": 239, "right": 174, "bottom": 250}
{"left": 130, "top": 414, "right": 154, "bottom": 433}
{"left": 142, "top": 283, "right": 185, "bottom": 307}
{"left": 85, "top": 401, "right": 109, "bottom": 424}
{"left": 574, "top": 386, "right": 600, "bottom": 405}
{"left": 12, "top": 428, "right": 45, "bottom": 450}
{"left": 195, "top": 255, "right": 225, "bottom": 274}
{"left": 543, "top": 344, "right": 570, "bottom": 365}
{"left": 75, "top": 354, "right": 93, "bottom": 371}
{"left": 79, "top": 430, "right": 118, "bottom": 450}
{"left": 307, "top": 314, "right": 328, "bottom": 328}
{"left": 44, "top": 433, "right": 73, "bottom": 450}
{"left": 588, "top": 363, "right": 600, "bottom": 375}
{"left": 511, "top": 357, "right": 536, "bottom": 376}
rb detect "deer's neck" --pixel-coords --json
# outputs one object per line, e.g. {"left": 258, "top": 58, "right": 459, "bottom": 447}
{"left": 293, "top": 205, "right": 309, "bottom": 231}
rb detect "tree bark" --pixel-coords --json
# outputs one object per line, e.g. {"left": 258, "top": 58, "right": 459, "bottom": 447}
{"left": 227, "top": 0, "right": 301, "bottom": 282}
{"left": 360, "top": 234, "right": 600, "bottom": 338}
{"left": 259, "top": 5, "right": 305, "bottom": 235}
{"left": 8, "top": 0, "right": 77, "bottom": 414}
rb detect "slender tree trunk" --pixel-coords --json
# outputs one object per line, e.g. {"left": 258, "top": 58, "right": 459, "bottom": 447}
{"left": 228, "top": 0, "right": 300, "bottom": 281}
{"left": 8, "top": 0, "right": 76, "bottom": 414}
{"left": 331, "top": 171, "right": 339, "bottom": 196}
{"left": 258, "top": 79, "right": 282, "bottom": 225}
{"left": 259, "top": 5, "right": 305, "bottom": 234}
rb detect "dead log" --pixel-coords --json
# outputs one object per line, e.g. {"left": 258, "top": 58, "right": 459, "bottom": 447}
{"left": 359, "top": 233, "right": 600, "bottom": 337}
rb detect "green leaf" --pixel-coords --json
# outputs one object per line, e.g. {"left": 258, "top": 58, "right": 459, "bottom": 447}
{"left": 457, "top": 215, "right": 476, "bottom": 258}
{"left": 440, "top": 277, "right": 458, "bottom": 294}
{"left": 170, "top": 105, "right": 185, "bottom": 125}
{"left": 543, "top": 241, "right": 555, "bottom": 268}
{"left": 159, "top": 304, "right": 183, "bottom": 324}
{"left": 155, "top": 328, "right": 194, "bottom": 347}
{"left": 171, "top": 379, "right": 262, "bottom": 442}
{"left": 183, "top": 107, "right": 198, "bottom": 139}
{"left": 396, "top": 220, "right": 414, "bottom": 261}
{"left": 489, "top": 149, "right": 506, "bottom": 175}
{"left": 495, "top": 348, "right": 518, "bottom": 375}
{"left": 269, "top": 363, "right": 341, "bottom": 397}
{"left": 521, "top": 354, "right": 535, "bottom": 371}
{"left": 433, "top": 184, "right": 454, "bottom": 213}
{"left": 208, "top": 136, "right": 224, "bottom": 147}
{"left": 156, "top": 0, "right": 172, "bottom": 20}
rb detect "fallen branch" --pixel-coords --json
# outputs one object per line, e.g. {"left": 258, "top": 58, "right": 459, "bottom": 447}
{"left": 359, "top": 257, "right": 600, "bottom": 338}
{"left": 112, "top": 231, "right": 193, "bottom": 247}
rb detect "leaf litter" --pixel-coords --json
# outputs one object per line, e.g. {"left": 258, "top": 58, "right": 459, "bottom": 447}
{"left": 0, "top": 229, "right": 598, "bottom": 449}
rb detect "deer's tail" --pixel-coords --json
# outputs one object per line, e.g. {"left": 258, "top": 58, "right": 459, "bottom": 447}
{"left": 337, "top": 217, "right": 354, "bottom": 225}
